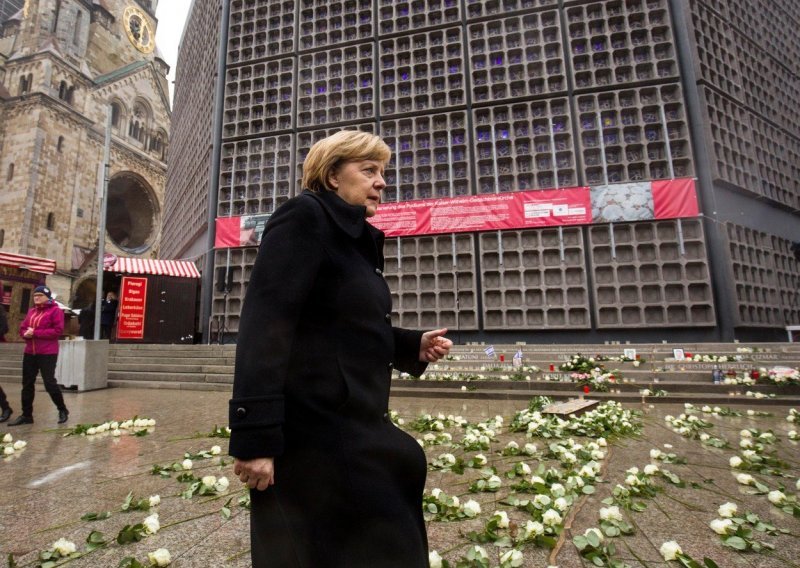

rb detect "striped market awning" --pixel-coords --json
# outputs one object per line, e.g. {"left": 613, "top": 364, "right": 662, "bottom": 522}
{"left": 105, "top": 257, "right": 201, "bottom": 279}
{"left": 0, "top": 251, "right": 57, "bottom": 274}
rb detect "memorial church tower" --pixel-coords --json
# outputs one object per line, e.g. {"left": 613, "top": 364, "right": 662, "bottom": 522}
{"left": 0, "top": 0, "right": 170, "bottom": 304}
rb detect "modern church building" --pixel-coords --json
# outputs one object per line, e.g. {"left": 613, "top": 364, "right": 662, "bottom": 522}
{"left": 165, "top": 0, "right": 800, "bottom": 343}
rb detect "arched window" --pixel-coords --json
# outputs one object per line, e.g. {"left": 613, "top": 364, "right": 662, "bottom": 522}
{"left": 58, "top": 81, "right": 67, "bottom": 100}
{"left": 46, "top": 213, "right": 55, "bottom": 230}
{"left": 57, "top": 136, "right": 64, "bottom": 152}
{"left": 66, "top": 86, "right": 75, "bottom": 104}
{"left": 0, "top": 229, "right": 4, "bottom": 247}
{"left": 111, "top": 103, "right": 121, "bottom": 127}
{"left": 19, "top": 75, "right": 29, "bottom": 94}
{"left": 73, "top": 10, "right": 83, "bottom": 45}
{"left": 6, "top": 163, "right": 13, "bottom": 181}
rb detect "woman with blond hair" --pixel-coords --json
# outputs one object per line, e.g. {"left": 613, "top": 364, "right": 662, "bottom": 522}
{"left": 229, "top": 130, "right": 452, "bottom": 567}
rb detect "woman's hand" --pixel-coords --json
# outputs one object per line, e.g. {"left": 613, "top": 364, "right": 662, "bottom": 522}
{"left": 234, "top": 457, "right": 275, "bottom": 491}
{"left": 23, "top": 327, "right": 34, "bottom": 338}
{"left": 419, "top": 328, "right": 453, "bottom": 362}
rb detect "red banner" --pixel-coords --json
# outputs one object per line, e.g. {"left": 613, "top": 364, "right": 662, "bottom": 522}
{"left": 371, "top": 187, "right": 592, "bottom": 237}
{"left": 117, "top": 276, "right": 147, "bottom": 340}
{"left": 214, "top": 178, "right": 698, "bottom": 246}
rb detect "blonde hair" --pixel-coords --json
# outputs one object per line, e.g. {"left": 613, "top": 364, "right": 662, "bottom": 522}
{"left": 302, "top": 131, "right": 391, "bottom": 192}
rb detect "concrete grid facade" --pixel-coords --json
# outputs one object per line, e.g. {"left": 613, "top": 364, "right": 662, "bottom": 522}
{"left": 166, "top": 0, "right": 800, "bottom": 343}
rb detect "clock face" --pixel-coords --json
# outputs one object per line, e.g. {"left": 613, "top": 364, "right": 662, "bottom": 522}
{"left": 123, "top": 6, "right": 155, "bottom": 54}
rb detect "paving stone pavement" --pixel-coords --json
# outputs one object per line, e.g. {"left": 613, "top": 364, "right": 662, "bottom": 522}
{"left": 1, "top": 383, "right": 799, "bottom": 567}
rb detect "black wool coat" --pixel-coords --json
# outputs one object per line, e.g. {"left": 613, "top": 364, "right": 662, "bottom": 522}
{"left": 229, "top": 189, "right": 430, "bottom": 568}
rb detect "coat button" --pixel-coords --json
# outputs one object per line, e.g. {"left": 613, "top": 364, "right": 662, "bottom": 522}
{"left": 236, "top": 407, "right": 247, "bottom": 418}
{"left": 375, "top": 268, "right": 383, "bottom": 276}
{"left": 382, "top": 412, "right": 390, "bottom": 422}
{"left": 384, "top": 314, "right": 392, "bottom": 323}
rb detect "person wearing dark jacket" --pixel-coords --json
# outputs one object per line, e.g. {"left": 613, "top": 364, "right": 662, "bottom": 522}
{"left": 100, "top": 291, "right": 118, "bottom": 340}
{"left": 0, "top": 303, "right": 10, "bottom": 421}
{"left": 8, "top": 286, "right": 69, "bottom": 425}
{"left": 229, "top": 130, "right": 452, "bottom": 568}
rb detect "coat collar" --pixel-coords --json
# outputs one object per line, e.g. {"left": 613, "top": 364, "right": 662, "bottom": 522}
{"left": 304, "top": 189, "right": 383, "bottom": 241}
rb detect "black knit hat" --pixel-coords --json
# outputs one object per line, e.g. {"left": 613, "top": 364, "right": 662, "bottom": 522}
{"left": 33, "top": 285, "right": 52, "bottom": 299}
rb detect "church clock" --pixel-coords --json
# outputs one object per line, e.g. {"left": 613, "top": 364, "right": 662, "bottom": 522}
{"left": 123, "top": 5, "right": 155, "bottom": 54}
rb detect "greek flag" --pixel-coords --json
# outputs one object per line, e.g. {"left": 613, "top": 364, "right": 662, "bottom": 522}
{"left": 484, "top": 345, "right": 495, "bottom": 357}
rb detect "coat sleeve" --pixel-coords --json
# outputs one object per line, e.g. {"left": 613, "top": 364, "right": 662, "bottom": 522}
{"left": 392, "top": 327, "right": 428, "bottom": 377}
{"left": 33, "top": 307, "right": 64, "bottom": 339}
{"left": 229, "top": 197, "right": 325, "bottom": 460}
{"left": 19, "top": 310, "right": 31, "bottom": 338}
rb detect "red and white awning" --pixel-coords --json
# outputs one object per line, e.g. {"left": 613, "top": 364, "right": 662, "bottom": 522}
{"left": 104, "top": 257, "right": 201, "bottom": 279}
{"left": 0, "top": 251, "right": 57, "bottom": 274}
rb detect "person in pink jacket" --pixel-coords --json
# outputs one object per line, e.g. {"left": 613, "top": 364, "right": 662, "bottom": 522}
{"left": 8, "top": 285, "right": 69, "bottom": 426}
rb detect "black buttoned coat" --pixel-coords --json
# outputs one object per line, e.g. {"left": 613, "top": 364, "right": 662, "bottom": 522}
{"left": 229, "top": 189, "right": 429, "bottom": 568}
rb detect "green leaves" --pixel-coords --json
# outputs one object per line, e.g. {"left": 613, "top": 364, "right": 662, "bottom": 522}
{"left": 116, "top": 523, "right": 147, "bottom": 545}
{"left": 118, "top": 557, "right": 147, "bottom": 568}
{"left": 85, "top": 530, "right": 107, "bottom": 552}
{"left": 81, "top": 511, "right": 112, "bottom": 521}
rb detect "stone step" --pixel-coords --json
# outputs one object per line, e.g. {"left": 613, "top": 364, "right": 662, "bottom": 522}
{"left": 109, "top": 356, "right": 237, "bottom": 366}
{"left": 108, "top": 379, "right": 231, "bottom": 392}
{"left": 108, "top": 363, "right": 234, "bottom": 374}
{"left": 107, "top": 371, "right": 233, "bottom": 384}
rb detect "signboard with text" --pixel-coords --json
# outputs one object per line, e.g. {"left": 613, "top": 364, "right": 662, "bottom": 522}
{"left": 117, "top": 276, "right": 148, "bottom": 340}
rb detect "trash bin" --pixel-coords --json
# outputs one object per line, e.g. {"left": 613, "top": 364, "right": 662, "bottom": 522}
{"left": 56, "top": 339, "right": 108, "bottom": 391}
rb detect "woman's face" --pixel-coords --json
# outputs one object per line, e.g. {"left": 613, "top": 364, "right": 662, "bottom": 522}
{"left": 33, "top": 293, "right": 48, "bottom": 306}
{"left": 328, "top": 159, "right": 386, "bottom": 217}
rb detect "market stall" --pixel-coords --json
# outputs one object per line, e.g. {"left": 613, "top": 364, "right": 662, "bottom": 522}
{"left": 0, "top": 252, "right": 56, "bottom": 342}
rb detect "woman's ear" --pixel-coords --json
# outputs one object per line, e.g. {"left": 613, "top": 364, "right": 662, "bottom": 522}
{"left": 327, "top": 170, "right": 339, "bottom": 190}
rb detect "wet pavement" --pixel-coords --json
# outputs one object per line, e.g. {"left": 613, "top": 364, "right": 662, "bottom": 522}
{"left": 1, "top": 383, "right": 799, "bottom": 567}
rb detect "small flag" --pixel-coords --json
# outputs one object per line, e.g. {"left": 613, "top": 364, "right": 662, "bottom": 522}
{"left": 484, "top": 345, "right": 495, "bottom": 357}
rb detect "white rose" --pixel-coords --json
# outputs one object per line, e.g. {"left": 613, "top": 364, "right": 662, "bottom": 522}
{"left": 3, "top": 446, "right": 14, "bottom": 455}
{"left": 740, "top": 429, "right": 752, "bottom": 438}
{"left": 739, "top": 438, "right": 753, "bottom": 448}
{"left": 767, "top": 490, "right": 786, "bottom": 505}
{"left": 499, "top": 549, "right": 524, "bottom": 567}
{"left": 542, "top": 509, "right": 562, "bottom": 526}
{"left": 644, "top": 464, "right": 659, "bottom": 476}
{"left": 487, "top": 475, "right": 502, "bottom": 490}
{"left": 625, "top": 475, "right": 638, "bottom": 486}
{"left": 729, "top": 456, "right": 743, "bottom": 468}
{"left": 87, "top": 427, "right": 97, "bottom": 435}
{"left": 143, "top": 513, "right": 160, "bottom": 534}
{"left": 474, "top": 454, "right": 487, "bottom": 466}
{"left": 524, "top": 443, "right": 537, "bottom": 455}
{"left": 506, "top": 441, "right": 519, "bottom": 450}
{"left": 650, "top": 449, "right": 662, "bottom": 459}
{"left": 202, "top": 475, "right": 217, "bottom": 488}
{"left": 215, "top": 477, "right": 230, "bottom": 492}
{"left": 519, "top": 463, "right": 531, "bottom": 475}
{"left": 718, "top": 502, "right": 737, "bottom": 518}
{"left": 181, "top": 459, "right": 193, "bottom": 470}
{"left": 12, "top": 440, "right": 26, "bottom": 450}
{"left": 747, "top": 410, "right": 755, "bottom": 416}
{"left": 699, "top": 433, "right": 710, "bottom": 441}
{"left": 147, "top": 419, "right": 156, "bottom": 427}
{"left": 530, "top": 475, "right": 545, "bottom": 486}
{"left": 469, "top": 546, "right": 489, "bottom": 561}
{"left": 701, "top": 406, "right": 711, "bottom": 412}
{"left": 554, "top": 497, "right": 568, "bottom": 511}
{"left": 796, "top": 478, "right": 800, "bottom": 491}
{"left": 584, "top": 527, "right": 604, "bottom": 542}
{"left": 451, "top": 496, "right": 460, "bottom": 507}
{"left": 428, "top": 551, "right": 443, "bottom": 568}
{"left": 599, "top": 506, "right": 623, "bottom": 522}
{"left": 493, "top": 510, "right": 510, "bottom": 528}
{"left": 134, "top": 419, "right": 146, "bottom": 428}
{"left": 736, "top": 473, "right": 754, "bottom": 485}
{"left": 710, "top": 518, "right": 733, "bottom": 535}
{"left": 431, "top": 488, "right": 442, "bottom": 499}
{"left": 149, "top": 495, "right": 161, "bottom": 507}
{"left": 110, "top": 421, "right": 119, "bottom": 429}
{"left": 52, "top": 537, "right": 77, "bottom": 556}
{"left": 112, "top": 429, "right": 122, "bottom": 436}
{"left": 597, "top": 437, "right": 607, "bottom": 447}
{"left": 147, "top": 548, "right": 171, "bottom": 567}
{"left": 2, "top": 433, "right": 11, "bottom": 443}
{"left": 660, "top": 541, "right": 682, "bottom": 561}
{"left": 462, "top": 499, "right": 481, "bottom": 517}
{"left": 524, "top": 520, "right": 544, "bottom": 538}
{"left": 550, "top": 483, "right": 565, "bottom": 497}
{"left": 210, "top": 445, "right": 222, "bottom": 455}
{"left": 533, "top": 494, "right": 551, "bottom": 508}
{"left": 633, "top": 360, "right": 640, "bottom": 367}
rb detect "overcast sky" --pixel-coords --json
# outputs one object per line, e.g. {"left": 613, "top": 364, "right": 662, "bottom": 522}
{"left": 155, "top": 1, "right": 193, "bottom": 104}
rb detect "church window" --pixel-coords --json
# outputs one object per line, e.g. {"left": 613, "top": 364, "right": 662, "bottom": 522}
{"left": 73, "top": 10, "right": 82, "bottom": 45}
{"left": 6, "top": 163, "right": 13, "bottom": 181}
{"left": 57, "top": 136, "right": 64, "bottom": 152}
{"left": 19, "top": 76, "right": 29, "bottom": 94}
{"left": 46, "top": 213, "right": 55, "bottom": 231}
{"left": 58, "top": 81, "right": 67, "bottom": 100}
{"left": 111, "top": 103, "right": 121, "bottom": 127}
{"left": 66, "top": 86, "right": 75, "bottom": 104}
{"left": 0, "top": 229, "right": 4, "bottom": 247}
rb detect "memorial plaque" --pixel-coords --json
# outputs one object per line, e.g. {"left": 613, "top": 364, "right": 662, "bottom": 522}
{"left": 542, "top": 399, "right": 600, "bottom": 417}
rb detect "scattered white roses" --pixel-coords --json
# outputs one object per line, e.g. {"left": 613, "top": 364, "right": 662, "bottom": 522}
{"left": 660, "top": 540, "right": 682, "bottom": 560}
{"left": 51, "top": 537, "right": 77, "bottom": 556}
{"left": 718, "top": 502, "right": 738, "bottom": 518}
{"left": 0, "top": 433, "right": 27, "bottom": 456}
{"left": 147, "top": 548, "right": 171, "bottom": 566}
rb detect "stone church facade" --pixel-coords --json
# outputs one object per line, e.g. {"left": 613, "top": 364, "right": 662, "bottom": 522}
{"left": 0, "top": 0, "right": 169, "bottom": 305}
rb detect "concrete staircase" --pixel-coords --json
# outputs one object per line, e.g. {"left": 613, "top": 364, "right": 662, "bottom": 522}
{"left": 1, "top": 342, "right": 799, "bottom": 405}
